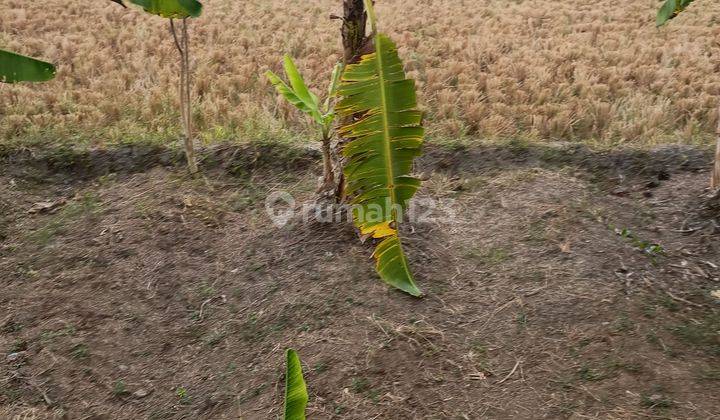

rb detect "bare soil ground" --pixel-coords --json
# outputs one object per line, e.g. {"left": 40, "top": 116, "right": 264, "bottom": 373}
{"left": 1, "top": 143, "right": 719, "bottom": 419}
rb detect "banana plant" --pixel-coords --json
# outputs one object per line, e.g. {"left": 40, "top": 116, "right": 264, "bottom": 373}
{"left": 267, "top": 57, "right": 343, "bottom": 193}
{"left": 113, "top": 0, "right": 203, "bottom": 174}
{"left": 336, "top": 0, "right": 424, "bottom": 296}
{"left": 0, "top": 50, "right": 56, "bottom": 83}
{"left": 656, "top": 0, "right": 720, "bottom": 190}
{"left": 656, "top": 0, "right": 696, "bottom": 26}
{"left": 284, "top": 349, "right": 308, "bottom": 420}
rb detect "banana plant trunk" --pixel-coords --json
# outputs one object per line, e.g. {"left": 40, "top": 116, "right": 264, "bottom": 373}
{"left": 321, "top": 132, "right": 335, "bottom": 191}
{"left": 334, "top": 0, "right": 371, "bottom": 201}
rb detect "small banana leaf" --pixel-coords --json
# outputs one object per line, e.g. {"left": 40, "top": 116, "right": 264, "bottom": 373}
{"left": 284, "top": 349, "right": 308, "bottom": 420}
{"left": 322, "top": 62, "right": 344, "bottom": 123}
{"left": 128, "top": 0, "right": 202, "bottom": 18}
{"left": 336, "top": 33, "right": 424, "bottom": 297}
{"left": 657, "top": 0, "right": 696, "bottom": 26}
{"left": 0, "top": 49, "right": 56, "bottom": 83}
{"left": 266, "top": 56, "right": 323, "bottom": 125}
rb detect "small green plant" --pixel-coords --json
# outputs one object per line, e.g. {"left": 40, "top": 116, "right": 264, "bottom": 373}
{"left": 113, "top": 380, "right": 130, "bottom": 397}
{"left": 284, "top": 349, "right": 308, "bottom": 420}
{"left": 578, "top": 364, "right": 603, "bottom": 382}
{"left": 266, "top": 57, "right": 342, "bottom": 193}
{"left": 70, "top": 344, "right": 90, "bottom": 359}
{"left": 40, "top": 325, "right": 77, "bottom": 342}
{"left": 615, "top": 228, "right": 664, "bottom": 259}
{"left": 9, "top": 340, "right": 27, "bottom": 353}
{"left": 176, "top": 386, "right": 191, "bottom": 404}
{"left": 350, "top": 377, "right": 369, "bottom": 394}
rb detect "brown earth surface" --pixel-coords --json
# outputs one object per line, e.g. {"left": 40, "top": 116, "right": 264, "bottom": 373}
{"left": 1, "top": 143, "right": 719, "bottom": 419}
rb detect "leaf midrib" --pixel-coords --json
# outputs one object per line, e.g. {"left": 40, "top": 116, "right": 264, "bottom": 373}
{"left": 372, "top": 35, "right": 414, "bottom": 283}
{"left": 374, "top": 36, "right": 398, "bottom": 215}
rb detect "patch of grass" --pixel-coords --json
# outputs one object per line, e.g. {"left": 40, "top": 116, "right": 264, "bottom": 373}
{"left": 507, "top": 137, "right": 531, "bottom": 155}
{"left": 350, "top": 377, "right": 369, "bottom": 394}
{"left": 40, "top": 325, "right": 76, "bottom": 343}
{"left": 469, "top": 339, "right": 488, "bottom": 356}
{"left": 220, "top": 361, "right": 238, "bottom": 380}
{"left": 640, "top": 301, "right": 657, "bottom": 318}
{"left": 465, "top": 246, "right": 511, "bottom": 266}
{"left": 9, "top": 340, "right": 27, "bottom": 353}
{"left": 610, "top": 313, "right": 634, "bottom": 334}
{"left": 669, "top": 313, "right": 720, "bottom": 356}
{"left": 29, "top": 193, "right": 102, "bottom": 246}
{"left": 603, "top": 357, "right": 642, "bottom": 374}
{"left": 367, "top": 389, "right": 381, "bottom": 404}
{"left": 516, "top": 311, "right": 528, "bottom": 330}
{"left": 577, "top": 364, "right": 603, "bottom": 382}
{"left": 202, "top": 330, "right": 227, "bottom": 347}
{"left": 1, "top": 320, "right": 23, "bottom": 333}
{"left": 198, "top": 283, "right": 216, "bottom": 299}
{"left": 227, "top": 184, "right": 268, "bottom": 213}
{"left": 176, "top": 386, "right": 191, "bottom": 405}
{"left": 657, "top": 295, "right": 680, "bottom": 312}
{"left": 0, "top": 385, "right": 22, "bottom": 402}
{"left": 313, "top": 361, "right": 329, "bottom": 374}
{"left": 113, "top": 380, "right": 130, "bottom": 397}
{"left": 576, "top": 357, "right": 640, "bottom": 382}
{"left": 525, "top": 220, "right": 548, "bottom": 243}
{"left": 70, "top": 343, "right": 90, "bottom": 359}
{"left": 645, "top": 330, "right": 679, "bottom": 357}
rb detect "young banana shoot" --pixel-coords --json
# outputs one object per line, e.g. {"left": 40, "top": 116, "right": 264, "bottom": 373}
{"left": 266, "top": 57, "right": 343, "bottom": 194}
{"left": 284, "top": 349, "right": 308, "bottom": 420}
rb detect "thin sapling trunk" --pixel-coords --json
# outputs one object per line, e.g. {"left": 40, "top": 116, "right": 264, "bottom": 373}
{"left": 170, "top": 18, "right": 198, "bottom": 174}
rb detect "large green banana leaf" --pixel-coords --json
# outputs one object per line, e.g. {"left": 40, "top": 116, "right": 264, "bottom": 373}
{"left": 284, "top": 349, "right": 308, "bottom": 420}
{"left": 657, "top": 0, "right": 696, "bottom": 26}
{"left": 336, "top": 33, "right": 424, "bottom": 297}
{"left": 128, "top": 0, "right": 202, "bottom": 18}
{"left": 0, "top": 50, "right": 56, "bottom": 83}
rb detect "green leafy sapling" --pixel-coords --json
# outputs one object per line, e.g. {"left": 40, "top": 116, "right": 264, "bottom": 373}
{"left": 112, "top": 0, "right": 203, "bottom": 174}
{"left": 266, "top": 57, "right": 343, "bottom": 193}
